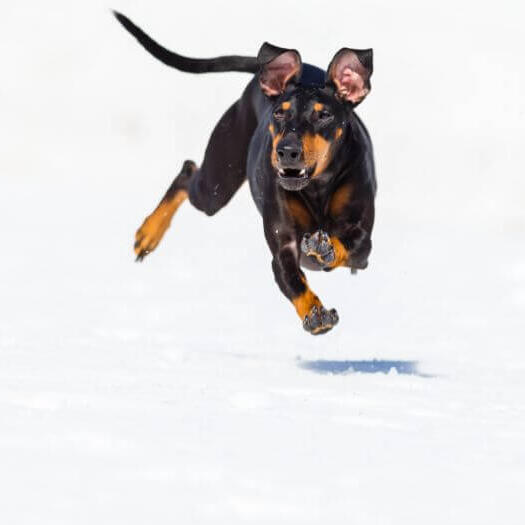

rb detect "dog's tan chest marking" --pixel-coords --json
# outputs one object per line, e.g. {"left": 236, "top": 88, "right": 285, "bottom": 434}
{"left": 329, "top": 183, "right": 354, "bottom": 218}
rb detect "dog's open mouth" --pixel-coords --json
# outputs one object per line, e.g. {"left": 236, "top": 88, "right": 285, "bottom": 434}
{"left": 277, "top": 167, "right": 308, "bottom": 178}
{"left": 276, "top": 166, "right": 312, "bottom": 191}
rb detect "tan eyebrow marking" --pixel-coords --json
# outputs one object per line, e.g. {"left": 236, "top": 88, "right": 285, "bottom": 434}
{"left": 313, "top": 102, "right": 324, "bottom": 112}
{"left": 281, "top": 101, "right": 291, "bottom": 110}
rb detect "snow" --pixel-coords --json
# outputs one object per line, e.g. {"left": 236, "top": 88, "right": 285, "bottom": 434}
{"left": 1, "top": 1, "right": 525, "bottom": 523}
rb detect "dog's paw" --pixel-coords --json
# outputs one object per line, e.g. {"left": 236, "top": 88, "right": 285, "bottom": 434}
{"left": 303, "top": 305, "right": 339, "bottom": 335}
{"left": 134, "top": 213, "right": 171, "bottom": 261}
{"left": 301, "top": 230, "right": 335, "bottom": 267}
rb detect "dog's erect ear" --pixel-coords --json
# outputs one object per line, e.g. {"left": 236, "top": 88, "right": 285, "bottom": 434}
{"left": 257, "top": 42, "right": 302, "bottom": 97}
{"left": 326, "top": 48, "right": 373, "bottom": 106}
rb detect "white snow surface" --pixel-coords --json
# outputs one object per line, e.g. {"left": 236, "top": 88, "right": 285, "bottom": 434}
{"left": 1, "top": 1, "right": 525, "bottom": 523}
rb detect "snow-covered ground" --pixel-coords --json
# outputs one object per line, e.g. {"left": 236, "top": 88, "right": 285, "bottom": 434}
{"left": 1, "top": 1, "right": 524, "bottom": 523}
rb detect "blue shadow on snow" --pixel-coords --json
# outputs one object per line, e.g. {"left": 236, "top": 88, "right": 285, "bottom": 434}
{"left": 299, "top": 359, "right": 433, "bottom": 377}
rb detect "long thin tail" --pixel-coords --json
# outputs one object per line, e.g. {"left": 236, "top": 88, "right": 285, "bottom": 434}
{"left": 113, "top": 11, "right": 259, "bottom": 74}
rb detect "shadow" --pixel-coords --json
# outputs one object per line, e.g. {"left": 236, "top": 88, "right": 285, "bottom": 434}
{"left": 299, "top": 359, "right": 434, "bottom": 377}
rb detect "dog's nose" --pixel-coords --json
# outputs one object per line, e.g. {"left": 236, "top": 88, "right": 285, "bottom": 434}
{"left": 276, "top": 138, "right": 303, "bottom": 167}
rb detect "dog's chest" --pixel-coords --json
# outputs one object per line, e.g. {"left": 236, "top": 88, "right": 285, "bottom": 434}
{"left": 296, "top": 174, "right": 342, "bottom": 224}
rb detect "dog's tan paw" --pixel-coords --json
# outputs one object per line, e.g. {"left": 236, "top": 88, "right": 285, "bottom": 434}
{"left": 301, "top": 230, "right": 335, "bottom": 267}
{"left": 133, "top": 189, "right": 188, "bottom": 262}
{"left": 134, "top": 211, "right": 170, "bottom": 261}
{"left": 303, "top": 305, "right": 339, "bottom": 335}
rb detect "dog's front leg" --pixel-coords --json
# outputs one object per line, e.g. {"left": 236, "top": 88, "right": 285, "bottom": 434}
{"left": 265, "top": 224, "right": 338, "bottom": 335}
{"left": 339, "top": 221, "right": 372, "bottom": 270}
{"left": 301, "top": 188, "right": 375, "bottom": 271}
{"left": 301, "top": 222, "right": 371, "bottom": 271}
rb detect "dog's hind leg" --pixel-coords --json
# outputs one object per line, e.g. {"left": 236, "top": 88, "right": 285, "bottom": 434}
{"left": 187, "top": 86, "right": 258, "bottom": 216}
{"left": 134, "top": 82, "right": 258, "bottom": 260}
{"left": 134, "top": 160, "right": 196, "bottom": 261}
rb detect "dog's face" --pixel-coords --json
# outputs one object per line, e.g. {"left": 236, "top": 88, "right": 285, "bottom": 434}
{"left": 268, "top": 89, "right": 346, "bottom": 191}
{"left": 258, "top": 43, "right": 372, "bottom": 191}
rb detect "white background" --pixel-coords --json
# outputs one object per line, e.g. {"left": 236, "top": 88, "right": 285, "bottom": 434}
{"left": 1, "top": 1, "right": 524, "bottom": 523}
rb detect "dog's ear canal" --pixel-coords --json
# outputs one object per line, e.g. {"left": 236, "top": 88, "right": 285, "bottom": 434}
{"left": 326, "top": 48, "right": 373, "bottom": 106}
{"left": 257, "top": 42, "right": 302, "bottom": 97}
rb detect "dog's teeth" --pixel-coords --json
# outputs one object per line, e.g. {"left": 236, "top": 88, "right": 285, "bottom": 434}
{"left": 278, "top": 169, "right": 285, "bottom": 175}
{"left": 300, "top": 169, "right": 306, "bottom": 175}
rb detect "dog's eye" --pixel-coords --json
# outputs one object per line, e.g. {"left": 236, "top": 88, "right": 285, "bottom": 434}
{"left": 319, "top": 110, "right": 333, "bottom": 120}
{"left": 273, "top": 108, "right": 285, "bottom": 119}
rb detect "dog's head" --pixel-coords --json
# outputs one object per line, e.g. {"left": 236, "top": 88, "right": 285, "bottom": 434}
{"left": 258, "top": 43, "right": 373, "bottom": 191}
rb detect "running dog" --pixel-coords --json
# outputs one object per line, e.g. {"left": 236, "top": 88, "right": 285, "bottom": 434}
{"left": 114, "top": 12, "right": 376, "bottom": 335}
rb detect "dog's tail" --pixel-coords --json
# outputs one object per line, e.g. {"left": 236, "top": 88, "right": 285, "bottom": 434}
{"left": 113, "top": 11, "right": 259, "bottom": 74}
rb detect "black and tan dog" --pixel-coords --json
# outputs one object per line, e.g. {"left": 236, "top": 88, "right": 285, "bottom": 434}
{"left": 114, "top": 12, "right": 376, "bottom": 335}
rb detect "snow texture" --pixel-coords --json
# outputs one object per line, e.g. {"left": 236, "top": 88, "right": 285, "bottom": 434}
{"left": 1, "top": 1, "right": 524, "bottom": 523}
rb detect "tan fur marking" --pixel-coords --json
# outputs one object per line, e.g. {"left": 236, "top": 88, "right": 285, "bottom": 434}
{"left": 286, "top": 196, "right": 312, "bottom": 229}
{"left": 134, "top": 190, "right": 188, "bottom": 256}
{"left": 292, "top": 286, "right": 322, "bottom": 319}
{"left": 281, "top": 101, "right": 291, "bottom": 110}
{"left": 329, "top": 183, "right": 354, "bottom": 217}
{"left": 335, "top": 127, "right": 343, "bottom": 139}
{"left": 302, "top": 133, "right": 332, "bottom": 177}
{"left": 313, "top": 102, "right": 324, "bottom": 112}
{"left": 271, "top": 131, "right": 284, "bottom": 169}
{"left": 328, "top": 237, "right": 349, "bottom": 268}
{"left": 268, "top": 123, "right": 275, "bottom": 136}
